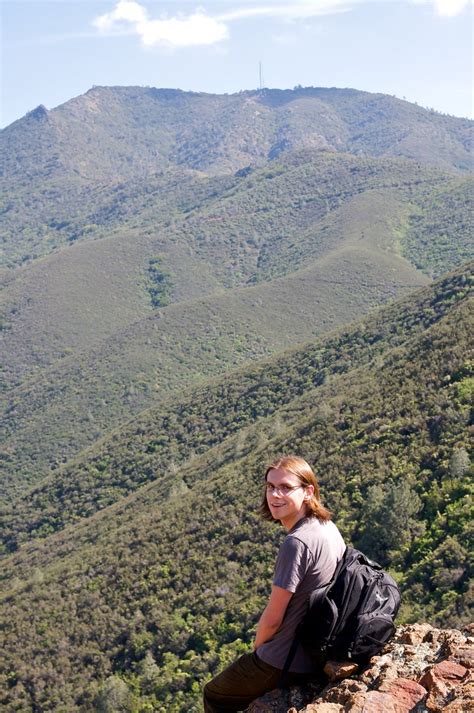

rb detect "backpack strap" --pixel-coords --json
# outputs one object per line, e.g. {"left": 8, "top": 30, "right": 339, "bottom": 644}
{"left": 277, "top": 547, "right": 350, "bottom": 688}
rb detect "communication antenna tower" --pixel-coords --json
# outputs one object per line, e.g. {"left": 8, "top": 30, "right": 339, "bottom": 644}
{"left": 259, "top": 61, "right": 264, "bottom": 91}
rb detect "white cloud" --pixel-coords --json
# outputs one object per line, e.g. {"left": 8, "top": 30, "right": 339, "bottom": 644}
{"left": 92, "top": 1, "right": 356, "bottom": 49}
{"left": 139, "top": 13, "right": 228, "bottom": 47}
{"left": 93, "top": 2, "right": 228, "bottom": 47}
{"left": 92, "top": 1, "right": 472, "bottom": 49}
{"left": 411, "top": 0, "right": 472, "bottom": 17}
{"left": 432, "top": 0, "right": 471, "bottom": 17}
{"left": 94, "top": 1, "right": 148, "bottom": 34}
{"left": 217, "top": 1, "right": 354, "bottom": 22}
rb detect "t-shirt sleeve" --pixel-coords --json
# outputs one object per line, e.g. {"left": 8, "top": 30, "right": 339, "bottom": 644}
{"left": 273, "top": 536, "right": 312, "bottom": 593}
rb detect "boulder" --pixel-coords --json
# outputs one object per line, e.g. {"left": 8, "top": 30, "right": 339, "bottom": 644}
{"left": 323, "top": 678, "right": 368, "bottom": 704}
{"left": 344, "top": 690, "right": 401, "bottom": 712}
{"left": 248, "top": 624, "right": 472, "bottom": 713}
{"left": 398, "top": 623, "right": 434, "bottom": 646}
{"left": 323, "top": 661, "right": 359, "bottom": 682}
{"left": 448, "top": 643, "right": 474, "bottom": 668}
{"left": 385, "top": 678, "right": 426, "bottom": 710}
{"left": 419, "top": 660, "right": 468, "bottom": 711}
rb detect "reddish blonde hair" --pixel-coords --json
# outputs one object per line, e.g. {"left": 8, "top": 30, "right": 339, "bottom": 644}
{"left": 259, "top": 455, "right": 331, "bottom": 523}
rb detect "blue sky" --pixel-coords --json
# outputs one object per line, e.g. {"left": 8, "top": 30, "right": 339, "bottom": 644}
{"left": 1, "top": 0, "right": 472, "bottom": 127}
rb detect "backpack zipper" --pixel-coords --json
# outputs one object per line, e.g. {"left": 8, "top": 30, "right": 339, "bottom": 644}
{"left": 357, "top": 572, "right": 382, "bottom": 613}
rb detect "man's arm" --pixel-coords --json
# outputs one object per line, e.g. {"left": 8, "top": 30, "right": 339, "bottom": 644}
{"left": 254, "top": 585, "right": 293, "bottom": 650}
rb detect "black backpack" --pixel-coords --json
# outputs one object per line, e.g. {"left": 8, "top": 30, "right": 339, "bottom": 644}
{"left": 282, "top": 546, "right": 401, "bottom": 675}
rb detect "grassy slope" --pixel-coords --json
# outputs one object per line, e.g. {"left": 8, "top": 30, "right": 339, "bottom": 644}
{"left": 1, "top": 92, "right": 471, "bottom": 500}
{"left": 2, "top": 151, "right": 447, "bottom": 382}
{"left": 1, "top": 263, "right": 469, "bottom": 548}
{"left": 3, "top": 151, "right": 469, "bottom": 390}
{"left": 0, "top": 168, "right": 229, "bottom": 382}
{"left": 2, "top": 247, "right": 427, "bottom": 498}
{"left": 0, "top": 265, "right": 471, "bottom": 712}
{"left": 7, "top": 151, "right": 465, "bottom": 494}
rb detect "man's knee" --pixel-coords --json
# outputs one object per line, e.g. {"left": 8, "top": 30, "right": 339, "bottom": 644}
{"left": 203, "top": 679, "right": 219, "bottom": 713}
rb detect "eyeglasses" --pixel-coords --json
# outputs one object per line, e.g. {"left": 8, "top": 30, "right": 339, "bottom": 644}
{"left": 265, "top": 483, "right": 303, "bottom": 497}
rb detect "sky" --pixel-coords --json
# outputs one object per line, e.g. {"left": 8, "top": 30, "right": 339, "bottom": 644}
{"left": 1, "top": 0, "right": 472, "bottom": 128}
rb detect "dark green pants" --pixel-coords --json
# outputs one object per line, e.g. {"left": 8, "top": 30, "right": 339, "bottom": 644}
{"left": 203, "top": 652, "right": 311, "bottom": 712}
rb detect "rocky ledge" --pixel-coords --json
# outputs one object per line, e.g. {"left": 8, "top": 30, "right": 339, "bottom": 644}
{"left": 248, "top": 623, "right": 473, "bottom": 712}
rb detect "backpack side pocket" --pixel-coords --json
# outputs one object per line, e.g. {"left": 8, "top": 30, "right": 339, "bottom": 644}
{"left": 347, "top": 613, "right": 396, "bottom": 662}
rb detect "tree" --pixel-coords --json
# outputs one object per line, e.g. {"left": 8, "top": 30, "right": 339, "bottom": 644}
{"left": 356, "top": 481, "right": 423, "bottom": 564}
{"left": 449, "top": 447, "right": 470, "bottom": 478}
{"left": 94, "top": 676, "right": 134, "bottom": 713}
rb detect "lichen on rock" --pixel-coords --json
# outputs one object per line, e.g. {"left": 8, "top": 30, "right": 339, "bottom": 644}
{"left": 247, "top": 624, "right": 474, "bottom": 713}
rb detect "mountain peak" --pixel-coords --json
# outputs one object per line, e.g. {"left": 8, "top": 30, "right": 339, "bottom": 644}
{"left": 26, "top": 104, "right": 49, "bottom": 121}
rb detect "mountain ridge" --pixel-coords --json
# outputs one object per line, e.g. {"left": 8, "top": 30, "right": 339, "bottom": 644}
{"left": 1, "top": 82, "right": 472, "bottom": 712}
{"left": 7, "top": 147, "right": 470, "bottom": 494}
{"left": 1, "top": 85, "right": 472, "bottom": 508}
{"left": 2, "top": 243, "right": 428, "bottom": 498}
{"left": 2, "top": 262, "right": 470, "bottom": 549}
{"left": 2, "top": 85, "right": 472, "bottom": 267}
{"left": 0, "top": 265, "right": 471, "bottom": 711}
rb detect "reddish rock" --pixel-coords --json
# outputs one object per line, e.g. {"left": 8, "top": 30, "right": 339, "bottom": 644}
{"left": 250, "top": 624, "right": 472, "bottom": 713}
{"left": 398, "top": 623, "right": 434, "bottom": 646}
{"left": 323, "top": 678, "right": 367, "bottom": 704}
{"left": 443, "top": 679, "right": 474, "bottom": 712}
{"left": 345, "top": 690, "right": 400, "bottom": 712}
{"left": 419, "top": 660, "right": 468, "bottom": 711}
{"left": 420, "top": 660, "right": 468, "bottom": 686}
{"left": 323, "top": 660, "right": 359, "bottom": 682}
{"left": 386, "top": 678, "right": 427, "bottom": 710}
{"left": 438, "top": 660, "right": 468, "bottom": 680}
{"left": 447, "top": 643, "right": 474, "bottom": 668}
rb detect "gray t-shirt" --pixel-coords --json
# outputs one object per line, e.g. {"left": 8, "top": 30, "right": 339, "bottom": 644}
{"left": 257, "top": 516, "right": 345, "bottom": 672}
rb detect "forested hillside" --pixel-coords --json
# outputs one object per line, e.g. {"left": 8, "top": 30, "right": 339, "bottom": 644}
{"left": 0, "top": 85, "right": 472, "bottom": 712}
{"left": 2, "top": 141, "right": 472, "bottom": 494}
{"left": 0, "top": 265, "right": 472, "bottom": 711}
{"left": 1, "top": 263, "right": 470, "bottom": 550}
{"left": 2, "top": 90, "right": 472, "bottom": 495}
